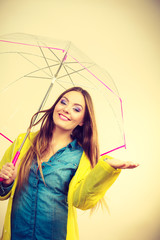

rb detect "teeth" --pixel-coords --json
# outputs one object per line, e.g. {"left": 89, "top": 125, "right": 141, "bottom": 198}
{"left": 59, "top": 114, "right": 69, "bottom": 120}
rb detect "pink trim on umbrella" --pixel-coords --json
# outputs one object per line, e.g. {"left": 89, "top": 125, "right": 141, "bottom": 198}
{"left": 0, "top": 39, "right": 65, "bottom": 52}
{"left": 100, "top": 144, "right": 126, "bottom": 156}
{"left": 0, "top": 132, "right": 13, "bottom": 143}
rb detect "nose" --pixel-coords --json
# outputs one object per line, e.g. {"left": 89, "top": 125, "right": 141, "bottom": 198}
{"left": 63, "top": 105, "right": 71, "bottom": 114}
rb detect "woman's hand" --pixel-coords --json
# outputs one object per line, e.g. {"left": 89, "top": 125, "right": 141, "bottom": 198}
{"left": 0, "top": 158, "right": 21, "bottom": 186}
{"left": 105, "top": 158, "right": 139, "bottom": 169}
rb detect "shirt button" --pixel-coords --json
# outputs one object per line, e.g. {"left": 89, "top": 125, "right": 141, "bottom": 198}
{"left": 42, "top": 165, "right": 45, "bottom": 168}
{"left": 4, "top": 229, "right": 7, "bottom": 233}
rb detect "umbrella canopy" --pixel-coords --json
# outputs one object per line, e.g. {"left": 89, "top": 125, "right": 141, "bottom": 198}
{"left": 0, "top": 33, "right": 126, "bottom": 159}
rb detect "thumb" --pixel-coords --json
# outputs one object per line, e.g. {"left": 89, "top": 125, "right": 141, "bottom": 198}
{"left": 14, "top": 157, "right": 22, "bottom": 170}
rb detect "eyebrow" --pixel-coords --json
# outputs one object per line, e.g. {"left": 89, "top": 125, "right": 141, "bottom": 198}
{"left": 62, "top": 96, "right": 83, "bottom": 109}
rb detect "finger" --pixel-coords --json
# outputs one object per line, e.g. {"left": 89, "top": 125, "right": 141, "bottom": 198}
{"left": 1, "top": 168, "right": 13, "bottom": 178}
{"left": 128, "top": 164, "right": 139, "bottom": 168}
{"left": 2, "top": 164, "right": 15, "bottom": 171}
{"left": 6, "top": 162, "right": 15, "bottom": 170}
{"left": 2, "top": 164, "right": 15, "bottom": 174}
{"left": 0, "top": 172, "right": 10, "bottom": 180}
{"left": 119, "top": 164, "right": 127, "bottom": 169}
{"left": 124, "top": 162, "right": 139, "bottom": 169}
{"left": 2, "top": 165, "right": 15, "bottom": 175}
{"left": 120, "top": 164, "right": 128, "bottom": 169}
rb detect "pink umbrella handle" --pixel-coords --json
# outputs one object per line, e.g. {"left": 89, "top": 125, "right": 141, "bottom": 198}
{"left": 0, "top": 177, "right": 4, "bottom": 182}
{"left": 0, "top": 151, "right": 20, "bottom": 182}
{"left": 12, "top": 151, "right": 20, "bottom": 166}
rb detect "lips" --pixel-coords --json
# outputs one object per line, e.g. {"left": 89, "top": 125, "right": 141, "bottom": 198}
{"left": 58, "top": 113, "right": 71, "bottom": 121}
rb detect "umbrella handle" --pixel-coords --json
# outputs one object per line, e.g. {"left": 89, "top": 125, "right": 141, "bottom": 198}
{"left": 12, "top": 151, "right": 20, "bottom": 166}
{"left": 0, "top": 151, "right": 20, "bottom": 182}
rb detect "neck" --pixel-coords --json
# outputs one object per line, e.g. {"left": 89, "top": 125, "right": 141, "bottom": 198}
{"left": 51, "top": 126, "right": 72, "bottom": 145}
{"left": 40, "top": 127, "right": 73, "bottom": 162}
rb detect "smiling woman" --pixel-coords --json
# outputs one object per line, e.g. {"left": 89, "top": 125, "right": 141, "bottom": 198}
{"left": 0, "top": 87, "right": 139, "bottom": 240}
{"left": 53, "top": 91, "right": 85, "bottom": 133}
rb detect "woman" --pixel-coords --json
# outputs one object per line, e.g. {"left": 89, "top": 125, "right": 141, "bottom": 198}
{"left": 0, "top": 87, "right": 139, "bottom": 240}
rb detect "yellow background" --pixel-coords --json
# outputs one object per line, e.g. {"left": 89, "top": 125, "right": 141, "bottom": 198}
{"left": 0, "top": 0, "right": 160, "bottom": 239}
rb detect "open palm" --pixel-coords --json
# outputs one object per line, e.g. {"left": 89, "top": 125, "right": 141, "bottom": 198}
{"left": 105, "top": 158, "right": 139, "bottom": 169}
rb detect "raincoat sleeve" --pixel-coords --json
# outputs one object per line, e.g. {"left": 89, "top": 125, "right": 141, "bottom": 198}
{"left": 72, "top": 155, "right": 121, "bottom": 210}
{"left": 0, "top": 132, "right": 36, "bottom": 200}
{"left": 0, "top": 137, "right": 19, "bottom": 199}
{"left": 0, "top": 181, "right": 14, "bottom": 197}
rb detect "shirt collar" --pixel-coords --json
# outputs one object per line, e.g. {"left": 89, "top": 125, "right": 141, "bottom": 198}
{"left": 68, "top": 139, "right": 79, "bottom": 150}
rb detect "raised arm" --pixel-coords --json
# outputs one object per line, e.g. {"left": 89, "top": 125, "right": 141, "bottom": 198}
{"left": 72, "top": 156, "right": 139, "bottom": 210}
{"left": 72, "top": 157, "right": 121, "bottom": 210}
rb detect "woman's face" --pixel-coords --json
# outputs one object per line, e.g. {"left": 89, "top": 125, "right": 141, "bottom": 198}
{"left": 53, "top": 91, "right": 86, "bottom": 133}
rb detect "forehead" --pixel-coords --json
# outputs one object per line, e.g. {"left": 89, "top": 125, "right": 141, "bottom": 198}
{"left": 62, "top": 91, "right": 85, "bottom": 106}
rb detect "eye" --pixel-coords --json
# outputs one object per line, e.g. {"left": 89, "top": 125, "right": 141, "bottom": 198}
{"left": 60, "top": 99, "right": 67, "bottom": 105}
{"left": 73, "top": 107, "right": 82, "bottom": 112}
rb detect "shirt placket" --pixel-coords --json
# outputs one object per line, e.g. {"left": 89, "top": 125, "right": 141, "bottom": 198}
{"left": 30, "top": 165, "right": 40, "bottom": 240}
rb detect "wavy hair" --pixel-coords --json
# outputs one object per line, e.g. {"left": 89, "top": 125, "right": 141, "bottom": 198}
{"left": 17, "top": 87, "right": 100, "bottom": 191}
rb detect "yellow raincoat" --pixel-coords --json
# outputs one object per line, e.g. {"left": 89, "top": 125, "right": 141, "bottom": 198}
{"left": 0, "top": 132, "right": 121, "bottom": 240}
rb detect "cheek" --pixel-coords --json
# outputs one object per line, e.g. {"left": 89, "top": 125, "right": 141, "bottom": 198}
{"left": 73, "top": 112, "right": 84, "bottom": 124}
{"left": 53, "top": 106, "right": 59, "bottom": 119}
{"left": 53, "top": 104, "right": 62, "bottom": 116}
{"left": 54, "top": 104, "right": 61, "bottom": 112}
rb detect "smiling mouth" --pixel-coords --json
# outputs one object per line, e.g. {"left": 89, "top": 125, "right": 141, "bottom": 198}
{"left": 59, "top": 113, "right": 71, "bottom": 121}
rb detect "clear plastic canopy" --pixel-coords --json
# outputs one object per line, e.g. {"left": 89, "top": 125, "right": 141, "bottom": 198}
{"left": 0, "top": 33, "right": 126, "bottom": 158}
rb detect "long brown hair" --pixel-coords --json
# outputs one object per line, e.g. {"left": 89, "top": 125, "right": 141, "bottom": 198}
{"left": 17, "top": 87, "right": 100, "bottom": 191}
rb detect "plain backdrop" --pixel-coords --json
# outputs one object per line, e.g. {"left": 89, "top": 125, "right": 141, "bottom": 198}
{"left": 0, "top": 0, "right": 160, "bottom": 240}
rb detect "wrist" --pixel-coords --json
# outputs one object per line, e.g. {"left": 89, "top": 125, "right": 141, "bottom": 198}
{"left": 2, "top": 181, "right": 14, "bottom": 187}
{"left": 103, "top": 158, "right": 116, "bottom": 170}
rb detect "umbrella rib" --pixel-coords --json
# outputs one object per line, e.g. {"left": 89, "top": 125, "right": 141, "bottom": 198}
{"left": 39, "top": 40, "right": 62, "bottom": 63}
{"left": 24, "top": 76, "right": 51, "bottom": 80}
{"left": 65, "top": 62, "right": 95, "bottom": 74}
{"left": 23, "top": 63, "right": 60, "bottom": 78}
{"left": 18, "top": 52, "right": 52, "bottom": 78}
{"left": 57, "top": 63, "right": 101, "bottom": 90}
{"left": 57, "top": 63, "right": 95, "bottom": 80}
{"left": 66, "top": 63, "right": 115, "bottom": 92}
{"left": 48, "top": 47, "right": 62, "bottom": 62}
{"left": 55, "top": 81, "right": 66, "bottom": 90}
{"left": 38, "top": 45, "right": 53, "bottom": 77}
{"left": 61, "top": 64, "right": 75, "bottom": 86}
{"left": 47, "top": 48, "right": 72, "bottom": 84}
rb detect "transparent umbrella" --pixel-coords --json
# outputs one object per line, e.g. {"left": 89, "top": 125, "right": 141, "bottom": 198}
{"left": 0, "top": 33, "right": 126, "bottom": 178}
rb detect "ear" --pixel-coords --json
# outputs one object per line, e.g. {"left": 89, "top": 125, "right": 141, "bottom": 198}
{"left": 79, "top": 122, "right": 84, "bottom": 126}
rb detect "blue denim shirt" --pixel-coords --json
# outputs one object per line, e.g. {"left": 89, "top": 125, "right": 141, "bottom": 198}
{"left": 11, "top": 139, "right": 83, "bottom": 240}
